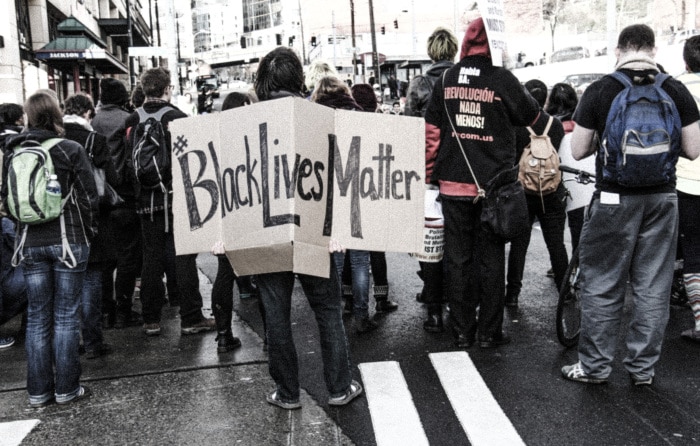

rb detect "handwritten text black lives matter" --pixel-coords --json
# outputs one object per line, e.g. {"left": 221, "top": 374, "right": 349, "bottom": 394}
{"left": 174, "top": 122, "right": 422, "bottom": 239}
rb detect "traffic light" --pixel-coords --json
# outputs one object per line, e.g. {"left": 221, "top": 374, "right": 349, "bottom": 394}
{"left": 381, "top": 26, "right": 385, "bottom": 35}
{"left": 394, "top": 19, "right": 398, "bottom": 29}
{"left": 311, "top": 35, "right": 317, "bottom": 46}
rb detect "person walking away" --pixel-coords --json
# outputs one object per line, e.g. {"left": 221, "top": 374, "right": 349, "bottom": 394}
{"left": 675, "top": 35, "right": 700, "bottom": 342}
{"left": 62, "top": 93, "right": 118, "bottom": 359}
{"left": 424, "top": 17, "right": 542, "bottom": 349}
{"left": 210, "top": 91, "right": 264, "bottom": 353}
{"left": 92, "top": 78, "right": 143, "bottom": 329}
{"left": 506, "top": 79, "right": 567, "bottom": 307}
{"left": 312, "top": 77, "right": 379, "bottom": 334}
{"left": 546, "top": 82, "right": 594, "bottom": 253}
{"left": 254, "top": 47, "right": 362, "bottom": 410}
{"left": 2, "top": 92, "right": 98, "bottom": 406}
{"left": 125, "top": 67, "right": 216, "bottom": 336}
{"left": 405, "top": 26, "right": 459, "bottom": 332}
{"left": 562, "top": 24, "right": 700, "bottom": 385}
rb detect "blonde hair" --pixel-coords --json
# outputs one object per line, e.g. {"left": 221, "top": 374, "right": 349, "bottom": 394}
{"left": 427, "top": 27, "right": 459, "bottom": 63}
{"left": 310, "top": 76, "right": 351, "bottom": 104}
{"left": 305, "top": 59, "right": 338, "bottom": 91}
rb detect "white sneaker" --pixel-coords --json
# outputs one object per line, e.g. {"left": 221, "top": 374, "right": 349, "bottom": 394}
{"left": 328, "top": 380, "right": 363, "bottom": 406}
{"left": 561, "top": 362, "right": 607, "bottom": 384}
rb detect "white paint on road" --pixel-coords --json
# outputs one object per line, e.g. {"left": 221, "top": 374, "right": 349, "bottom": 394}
{"left": 430, "top": 351, "right": 526, "bottom": 446}
{"left": 358, "top": 361, "right": 429, "bottom": 446}
{"left": 0, "top": 419, "right": 40, "bottom": 446}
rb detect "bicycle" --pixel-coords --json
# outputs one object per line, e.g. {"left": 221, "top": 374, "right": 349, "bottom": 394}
{"left": 556, "top": 165, "right": 595, "bottom": 348}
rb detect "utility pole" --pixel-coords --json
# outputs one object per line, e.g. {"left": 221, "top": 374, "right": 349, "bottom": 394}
{"left": 368, "top": 0, "right": 379, "bottom": 85}
{"left": 350, "top": 0, "right": 357, "bottom": 77}
{"left": 298, "top": 0, "right": 307, "bottom": 64}
{"left": 127, "top": 0, "right": 135, "bottom": 88}
{"left": 332, "top": 10, "right": 337, "bottom": 68}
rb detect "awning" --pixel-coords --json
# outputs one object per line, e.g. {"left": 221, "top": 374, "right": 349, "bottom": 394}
{"left": 35, "top": 36, "right": 128, "bottom": 74}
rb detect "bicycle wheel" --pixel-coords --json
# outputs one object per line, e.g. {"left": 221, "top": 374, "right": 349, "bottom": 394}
{"left": 557, "top": 247, "right": 581, "bottom": 348}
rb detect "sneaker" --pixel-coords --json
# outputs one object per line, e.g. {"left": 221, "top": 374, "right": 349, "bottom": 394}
{"left": 143, "top": 323, "right": 161, "bottom": 336}
{"left": 561, "top": 362, "right": 607, "bottom": 384}
{"left": 181, "top": 317, "right": 216, "bottom": 335}
{"left": 86, "top": 343, "right": 113, "bottom": 359}
{"left": 681, "top": 328, "right": 700, "bottom": 343}
{"left": 266, "top": 390, "right": 301, "bottom": 410}
{"left": 328, "top": 380, "right": 363, "bottom": 406}
{"left": 0, "top": 336, "right": 16, "bottom": 349}
{"left": 57, "top": 385, "right": 91, "bottom": 405}
{"left": 29, "top": 397, "right": 55, "bottom": 409}
{"left": 375, "top": 299, "right": 398, "bottom": 313}
{"left": 631, "top": 374, "right": 654, "bottom": 386}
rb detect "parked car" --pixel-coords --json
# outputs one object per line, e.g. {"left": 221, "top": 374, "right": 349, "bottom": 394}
{"left": 562, "top": 73, "right": 606, "bottom": 97}
{"left": 550, "top": 46, "right": 590, "bottom": 63}
{"left": 668, "top": 29, "right": 699, "bottom": 45}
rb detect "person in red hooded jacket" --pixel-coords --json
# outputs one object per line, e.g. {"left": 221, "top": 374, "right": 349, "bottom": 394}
{"left": 423, "top": 17, "right": 545, "bottom": 349}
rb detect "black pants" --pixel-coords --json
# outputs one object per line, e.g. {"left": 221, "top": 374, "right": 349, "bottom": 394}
{"left": 109, "top": 206, "right": 142, "bottom": 317}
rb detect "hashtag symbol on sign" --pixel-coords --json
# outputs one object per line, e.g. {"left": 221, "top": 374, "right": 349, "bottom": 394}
{"left": 173, "top": 135, "right": 188, "bottom": 156}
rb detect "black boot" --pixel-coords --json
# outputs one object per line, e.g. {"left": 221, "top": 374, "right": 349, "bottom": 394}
{"left": 374, "top": 286, "right": 398, "bottom": 313}
{"left": 423, "top": 305, "right": 444, "bottom": 333}
{"left": 216, "top": 330, "right": 242, "bottom": 353}
{"left": 356, "top": 316, "right": 379, "bottom": 334}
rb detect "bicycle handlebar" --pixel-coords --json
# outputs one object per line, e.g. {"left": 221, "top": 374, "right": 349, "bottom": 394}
{"left": 559, "top": 165, "right": 595, "bottom": 184}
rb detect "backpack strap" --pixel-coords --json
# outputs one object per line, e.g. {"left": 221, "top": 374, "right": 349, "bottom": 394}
{"left": 527, "top": 115, "right": 553, "bottom": 137}
{"left": 40, "top": 138, "right": 65, "bottom": 150}
{"left": 136, "top": 106, "right": 172, "bottom": 124}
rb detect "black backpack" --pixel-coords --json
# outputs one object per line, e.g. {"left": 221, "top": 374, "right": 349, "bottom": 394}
{"left": 131, "top": 107, "right": 172, "bottom": 190}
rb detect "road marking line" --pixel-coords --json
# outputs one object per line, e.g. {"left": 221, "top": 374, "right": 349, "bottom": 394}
{"left": 430, "top": 352, "right": 526, "bottom": 446}
{"left": 359, "top": 361, "right": 429, "bottom": 446}
{"left": 0, "top": 419, "right": 40, "bottom": 446}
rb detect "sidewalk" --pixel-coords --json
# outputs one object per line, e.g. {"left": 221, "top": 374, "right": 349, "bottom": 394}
{"left": 0, "top": 260, "right": 354, "bottom": 445}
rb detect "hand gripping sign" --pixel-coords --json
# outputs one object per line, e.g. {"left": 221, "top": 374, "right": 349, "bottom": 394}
{"left": 169, "top": 97, "right": 425, "bottom": 278}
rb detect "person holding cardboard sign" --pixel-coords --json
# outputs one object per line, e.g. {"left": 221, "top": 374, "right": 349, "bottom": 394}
{"left": 253, "top": 47, "right": 362, "bottom": 410}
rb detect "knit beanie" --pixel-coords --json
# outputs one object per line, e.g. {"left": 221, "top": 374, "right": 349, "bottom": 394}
{"left": 100, "top": 78, "right": 129, "bottom": 106}
{"left": 460, "top": 18, "right": 491, "bottom": 60}
{"left": 351, "top": 83, "right": 378, "bottom": 113}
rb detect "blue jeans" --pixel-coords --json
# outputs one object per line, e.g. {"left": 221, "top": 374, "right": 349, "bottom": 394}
{"left": 257, "top": 260, "right": 352, "bottom": 403}
{"left": 81, "top": 267, "right": 104, "bottom": 352}
{"left": 578, "top": 193, "right": 677, "bottom": 380}
{"left": 333, "top": 250, "right": 370, "bottom": 318}
{"left": 23, "top": 243, "right": 89, "bottom": 405}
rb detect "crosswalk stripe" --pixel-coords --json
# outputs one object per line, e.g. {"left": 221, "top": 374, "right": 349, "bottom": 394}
{"left": 0, "top": 419, "right": 40, "bottom": 446}
{"left": 430, "top": 352, "right": 526, "bottom": 446}
{"left": 358, "top": 361, "right": 430, "bottom": 446}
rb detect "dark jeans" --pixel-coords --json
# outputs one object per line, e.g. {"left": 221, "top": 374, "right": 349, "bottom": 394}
{"left": 507, "top": 186, "right": 569, "bottom": 294}
{"left": 23, "top": 243, "right": 89, "bottom": 406}
{"left": 442, "top": 197, "right": 505, "bottom": 341}
{"left": 257, "top": 261, "right": 352, "bottom": 403}
{"left": 80, "top": 267, "right": 104, "bottom": 352}
{"left": 109, "top": 207, "right": 142, "bottom": 316}
{"left": 567, "top": 207, "right": 585, "bottom": 254}
{"left": 419, "top": 260, "right": 444, "bottom": 312}
{"left": 211, "top": 255, "right": 265, "bottom": 332}
{"left": 679, "top": 191, "right": 700, "bottom": 273}
{"left": 334, "top": 250, "right": 370, "bottom": 318}
{"left": 139, "top": 211, "right": 204, "bottom": 325}
{"left": 342, "top": 251, "right": 388, "bottom": 296}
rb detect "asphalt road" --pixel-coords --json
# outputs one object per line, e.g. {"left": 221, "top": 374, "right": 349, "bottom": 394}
{"left": 201, "top": 223, "right": 700, "bottom": 446}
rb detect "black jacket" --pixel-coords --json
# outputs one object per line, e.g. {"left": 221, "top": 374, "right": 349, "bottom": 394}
{"left": 2, "top": 129, "right": 99, "bottom": 247}
{"left": 63, "top": 120, "right": 119, "bottom": 264}
{"left": 405, "top": 60, "right": 454, "bottom": 118}
{"left": 91, "top": 104, "right": 134, "bottom": 202}
{"left": 124, "top": 101, "right": 188, "bottom": 214}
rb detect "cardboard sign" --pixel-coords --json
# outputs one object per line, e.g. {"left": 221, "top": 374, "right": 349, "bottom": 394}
{"left": 478, "top": 0, "right": 507, "bottom": 67}
{"left": 169, "top": 97, "right": 425, "bottom": 277}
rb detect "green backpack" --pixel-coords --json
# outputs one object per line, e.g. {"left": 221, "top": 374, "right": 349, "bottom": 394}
{"left": 7, "top": 138, "right": 64, "bottom": 224}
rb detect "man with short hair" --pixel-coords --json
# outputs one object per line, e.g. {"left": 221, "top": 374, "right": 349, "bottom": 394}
{"left": 92, "top": 78, "right": 142, "bottom": 329}
{"left": 125, "top": 67, "right": 216, "bottom": 336}
{"left": 563, "top": 24, "right": 700, "bottom": 385}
